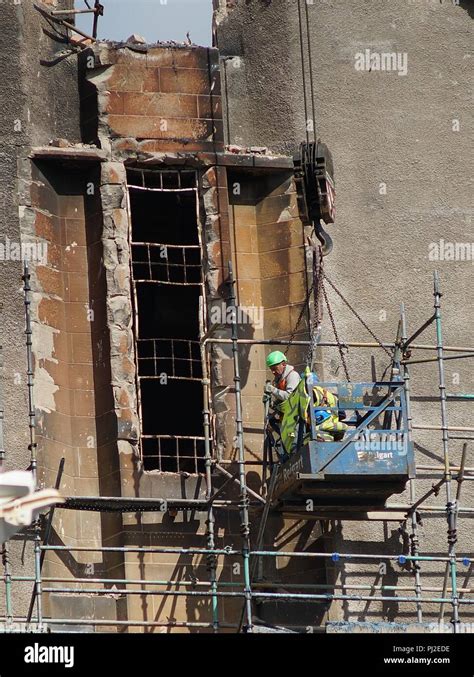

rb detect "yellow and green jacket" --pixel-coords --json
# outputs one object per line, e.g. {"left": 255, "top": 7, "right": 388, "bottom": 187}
{"left": 279, "top": 374, "right": 348, "bottom": 454}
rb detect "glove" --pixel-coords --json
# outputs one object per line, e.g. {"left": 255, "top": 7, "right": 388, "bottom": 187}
{"left": 264, "top": 381, "right": 276, "bottom": 395}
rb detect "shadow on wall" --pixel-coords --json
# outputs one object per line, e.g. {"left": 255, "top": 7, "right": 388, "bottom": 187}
{"left": 257, "top": 516, "right": 328, "bottom": 629}
{"left": 130, "top": 512, "right": 210, "bottom": 633}
{"left": 327, "top": 520, "right": 408, "bottom": 623}
{"left": 459, "top": 1, "right": 474, "bottom": 19}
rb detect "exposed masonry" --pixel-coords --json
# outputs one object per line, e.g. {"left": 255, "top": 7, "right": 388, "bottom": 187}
{"left": 81, "top": 42, "right": 230, "bottom": 493}
{"left": 99, "top": 162, "right": 139, "bottom": 447}
{"left": 98, "top": 163, "right": 231, "bottom": 467}
{"left": 10, "top": 31, "right": 315, "bottom": 628}
{"left": 97, "top": 161, "right": 230, "bottom": 454}
{"left": 83, "top": 42, "right": 293, "bottom": 470}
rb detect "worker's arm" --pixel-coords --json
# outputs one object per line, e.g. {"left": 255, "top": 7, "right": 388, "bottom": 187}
{"left": 270, "top": 372, "right": 301, "bottom": 402}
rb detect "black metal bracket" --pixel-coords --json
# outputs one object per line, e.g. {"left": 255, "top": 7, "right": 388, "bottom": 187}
{"left": 294, "top": 140, "right": 336, "bottom": 225}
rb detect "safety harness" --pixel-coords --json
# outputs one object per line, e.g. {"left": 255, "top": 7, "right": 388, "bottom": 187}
{"left": 274, "top": 367, "right": 296, "bottom": 394}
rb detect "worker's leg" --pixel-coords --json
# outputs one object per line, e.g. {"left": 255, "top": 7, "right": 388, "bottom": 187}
{"left": 319, "top": 418, "right": 348, "bottom": 441}
{"left": 314, "top": 424, "right": 334, "bottom": 442}
{"left": 267, "top": 415, "right": 289, "bottom": 462}
{"left": 268, "top": 415, "right": 280, "bottom": 436}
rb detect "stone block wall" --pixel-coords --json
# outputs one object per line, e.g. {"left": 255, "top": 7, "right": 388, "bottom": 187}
{"left": 26, "top": 160, "right": 124, "bottom": 622}
{"left": 223, "top": 168, "right": 309, "bottom": 464}
{"left": 84, "top": 44, "right": 223, "bottom": 155}
{"left": 76, "top": 40, "right": 325, "bottom": 630}
{"left": 0, "top": 24, "right": 337, "bottom": 630}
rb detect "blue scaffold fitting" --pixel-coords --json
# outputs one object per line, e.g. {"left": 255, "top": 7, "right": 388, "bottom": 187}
{"left": 398, "top": 555, "right": 407, "bottom": 565}
{"left": 462, "top": 557, "right": 471, "bottom": 567}
{"left": 331, "top": 553, "right": 340, "bottom": 563}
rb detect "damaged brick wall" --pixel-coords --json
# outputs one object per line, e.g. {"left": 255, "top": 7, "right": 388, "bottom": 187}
{"left": 0, "top": 0, "right": 82, "bottom": 620}
{"left": 83, "top": 43, "right": 223, "bottom": 155}
{"left": 79, "top": 39, "right": 313, "bottom": 629}
{"left": 79, "top": 39, "right": 325, "bottom": 630}
{"left": 80, "top": 44, "right": 231, "bottom": 630}
{"left": 28, "top": 160, "right": 124, "bottom": 625}
{"left": 3, "top": 17, "right": 327, "bottom": 628}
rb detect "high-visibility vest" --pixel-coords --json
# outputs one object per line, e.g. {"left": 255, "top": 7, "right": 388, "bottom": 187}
{"left": 278, "top": 380, "right": 348, "bottom": 454}
{"left": 311, "top": 386, "right": 348, "bottom": 436}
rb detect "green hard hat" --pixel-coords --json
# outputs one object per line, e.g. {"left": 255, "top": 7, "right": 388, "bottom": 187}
{"left": 266, "top": 351, "right": 287, "bottom": 368}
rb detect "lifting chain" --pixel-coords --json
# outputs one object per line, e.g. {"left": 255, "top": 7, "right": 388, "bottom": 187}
{"left": 323, "top": 273, "right": 393, "bottom": 359}
{"left": 304, "top": 245, "right": 324, "bottom": 367}
{"left": 321, "top": 280, "right": 351, "bottom": 382}
{"left": 285, "top": 244, "right": 324, "bottom": 370}
{"left": 285, "top": 280, "right": 314, "bottom": 357}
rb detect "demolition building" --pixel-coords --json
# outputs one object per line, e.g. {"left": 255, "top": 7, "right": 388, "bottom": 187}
{"left": 0, "top": 0, "right": 473, "bottom": 632}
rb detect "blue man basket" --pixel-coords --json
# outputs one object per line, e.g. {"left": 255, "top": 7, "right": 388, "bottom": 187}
{"left": 272, "top": 375, "right": 416, "bottom": 507}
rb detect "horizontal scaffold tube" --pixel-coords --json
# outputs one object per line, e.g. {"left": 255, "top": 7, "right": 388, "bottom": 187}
{"left": 4, "top": 576, "right": 474, "bottom": 595}
{"left": 204, "top": 338, "right": 474, "bottom": 353}
{"left": 40, "top": 587, "right": 473, "bottom": 605}
{"left": 4, "top": 617, "right": 237, "bottom": 629}
{"left": 39, "top": 544, "right": 472, "bottom": 564}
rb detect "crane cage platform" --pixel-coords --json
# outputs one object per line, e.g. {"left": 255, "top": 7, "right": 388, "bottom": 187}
{"left": 271, "top": 375, "right": 416, "bottom": 507}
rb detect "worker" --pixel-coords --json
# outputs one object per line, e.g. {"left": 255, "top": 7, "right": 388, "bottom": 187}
{"left": 310, "top": 384, "right": 347, "bottom": 442}
{"left": 264, "top": 351, "right": 301, "bottom": 406}
{"left": 263, "top": 351, "right": 301, "bottom": 460}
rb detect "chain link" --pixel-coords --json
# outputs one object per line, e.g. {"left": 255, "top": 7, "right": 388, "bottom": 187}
{"left": 285, "top": 279, "right": 314, "bottom": 356}
{"left": 285, "top": 248, "right": 318, "bottom": 353}
{"left": 286, "top": 244, "right": 391, "bottom": 380}
{"left": 321, "top": 280, "right": 351, "bottom": 382}
{"left": 286, "top": 245, "right": 324, "bottom": 368}
{"left": 323, "top": 273, "right": 393, "bottom": 359}
{"left": 305, "top": 246, "right": 324, "bottom": 367}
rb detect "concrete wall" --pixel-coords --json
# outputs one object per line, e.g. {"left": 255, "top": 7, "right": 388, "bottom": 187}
{"left": 0, "top": 0, "right": 82, "bottom": 620}
{"left": 1, "top": 0, "right": 81, "bottom": 473}
{"left": 214, "top": 0, "right": 474, "bottom": 627}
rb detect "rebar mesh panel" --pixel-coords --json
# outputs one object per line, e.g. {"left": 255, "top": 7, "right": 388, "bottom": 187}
{"left": 128, "top": 167, "right": 206, "bottom": 476}
{"left": 131, "top": 243, "right": 202, "bottom": 284}
{"left": 137, "top": 338, "right": 202, "bottom": 379}
{"left": 141, "top": 435, "right": 206, "bottom": 473}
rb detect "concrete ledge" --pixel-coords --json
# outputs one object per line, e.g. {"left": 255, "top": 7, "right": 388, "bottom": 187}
{"left": 30, "top": 147, "right": 293, "bottom": 170}
{"left": 30, "top": 147, "right": 107, "bottom": 162}
{"left": 124, "top": 151, "right": 294, "bottom": 170}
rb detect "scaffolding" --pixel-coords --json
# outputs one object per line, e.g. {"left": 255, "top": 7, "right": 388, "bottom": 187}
{"left": 38, "top": 1, "right": 105, "bottom": 44}
{"left": 1, "top": 261, "right": 474, "bottom": 634}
